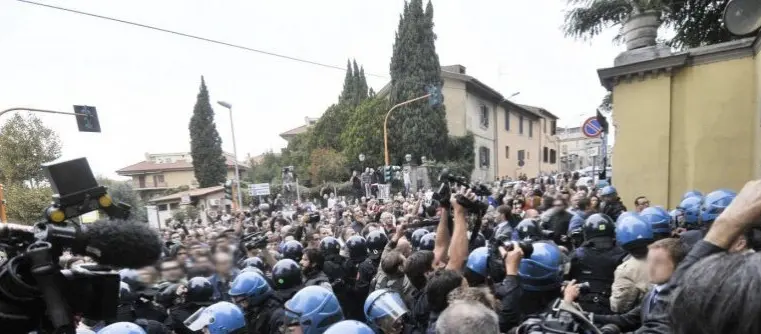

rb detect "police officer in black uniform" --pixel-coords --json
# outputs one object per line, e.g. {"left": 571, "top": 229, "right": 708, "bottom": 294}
{"left": 320, "top": 236, "right": 346, "bottom": 283}
{"left": 271, "top": 259, "right": 304, "bottom": 302}
{"left": 358, "top": 231, "right": 388, "bottom": 292}
{"left": 567, "top": 213, "right": 627, "bottom": 315}
{"left": 165, "top": 277, "right": 214, "bottom": 334}
{"left": 341, "top": 235, "right": 369, "bottom": 321}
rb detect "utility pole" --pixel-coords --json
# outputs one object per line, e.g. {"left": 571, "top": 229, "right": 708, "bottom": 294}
{"left": 217, "top": 101, "right": 243, "bottom": 210}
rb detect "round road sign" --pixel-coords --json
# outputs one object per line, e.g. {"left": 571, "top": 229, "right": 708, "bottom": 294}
{"left": 582, "top": 117, "right": 603, "bottom": 138}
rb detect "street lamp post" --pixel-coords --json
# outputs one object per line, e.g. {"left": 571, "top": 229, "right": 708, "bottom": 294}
{"left": 384, "top": 93, "right": 433, "bottom": 165}
{"left": 217, "top": 101, "right": 243, "bottom": 211}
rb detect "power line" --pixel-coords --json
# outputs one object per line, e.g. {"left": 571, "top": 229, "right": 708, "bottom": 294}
{"left": 16, "top": 0, "right": 470, "bottom": 92}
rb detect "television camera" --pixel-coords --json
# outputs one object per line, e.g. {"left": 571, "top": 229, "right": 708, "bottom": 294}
{"left": 0, "top": 157, "right": 138, "bottom": 334}
{"left": 428, "top": 169, "right": 492, "bottom": 248}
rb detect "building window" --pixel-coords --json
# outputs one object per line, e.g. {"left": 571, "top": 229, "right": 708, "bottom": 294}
{"left": 505, "top": 146, "right": 510, "bottom": 159}
{"left": 158, "top": 204, "right": 168, "bottom": 211}
{"left": 550, "top": 149, "right": 557, "bottom": 164}
{"left": 156, "top": 174, "right": 165, "bottom": 183}
{"left": 504, "top": 110, "right": 510, "bottom": 131}
{"left": 543, "top": 147, "right": 549, "bottom": 163}
{"left": 518, "top": 150, "right": 526, "bottom": 162}
{"left": 169, "top": 203, "right": 179, "bottom": 210}
{"left": 479, "top": 105, "right": 489, "bottom": 128}
{"left": 527, "top": 151, "right": 531, "bottom": 160}
{"left": 544, "top": 120, "right": 547, "bottom": 134}
{"left": 529, "top": 120, "right": 534, "bottom": 137}
{"left": 519, "top": 115, "right": 524, "bottom": 134}
{"left": 551, "top": 120, "right": 557, "bottom": 135}
{"left": 479, "top": 146, "right": 490, "bottom": 168}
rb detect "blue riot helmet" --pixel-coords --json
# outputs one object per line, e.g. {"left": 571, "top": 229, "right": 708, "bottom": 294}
{"left": 319, "top": 236, "right": 341, "bottom": 256}
{"left": 419, "top": 233, "right": 436, "bottom": 251}
{"left": 184, "top": 301, "right": 246, "bottom": 334}
{"left": 678, "top": 196, "right": 703, "bottom": 227}
{"left": 596, "top": 180, "right": 610, "bottom": 189}
{"left": 282, "top": 240, "right": 304, "bottom": 262}
{"left": 599, "top": 186, "right": 617, "bottom": 198}
{"left": 582, "top": 214, "right": 615, "bottom": 240}
{"left": 325, "top": 321, "right": 374, "bottom": 334}
{"left": 640, "top": 207, "right": 672, "bottom": 237}
{"left": 240, "top": 256, "right": 265, "bottom": 271}
{"left": 615, "top": 214, "right": 654, "bottom": 251}
{"left": 241, "top": 266, "right": 264, "bottom": 275}
{"left": 77, "top": 329, "right": 97, "bottom": 334}
{"left": 228, "top": 271, "right": 273, "bottom": 308}
{"left": 515, "top": 219, "right": 540, "bottom": 241}
{"left": 616, "top": 211, "right": 639, "bottom": 223}
{"left": 346, "top": 235, "right": 368, "bottom": 259}
{"left": 284, "top": 286, "right": 344, "bottom": 334}
{"left": 411, "top": 229, "right": 429, "bottom": 249}
{"left": 272, "top": 259, "right": 302, "bottom": 290}
{"left": 518, "top": 241, "right": 565, "bottom": 291}
{"left": 186, "top": 277, "right": 214, "bottom": 303}
{"left": 97, "top": 322, "right": 147, "bottom": 334}
{"left": 465, "top": 246, "right": 490, "bottom": 277}
{"left": 682, "top": 190, "right": 703, "bottom": 200}
{"left": 364, "top": 289, "right": 409, "bottom": 333}
{"left": 701, "top": 189, "right": 737, "bottom": 223}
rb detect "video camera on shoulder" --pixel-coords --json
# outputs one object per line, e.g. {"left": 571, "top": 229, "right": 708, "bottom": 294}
{"left": 241, "top": 231, "right": 269, "bottom": 250}
{"left": 432, "top": 168, "right": 490, "bottom": 214}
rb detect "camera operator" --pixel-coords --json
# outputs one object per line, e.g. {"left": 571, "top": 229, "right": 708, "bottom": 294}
{"left": 567, "top": 214, "right": 627, "bottom": 315}
{"left": 494, "top": 241, "right": 565, "bottom": 332}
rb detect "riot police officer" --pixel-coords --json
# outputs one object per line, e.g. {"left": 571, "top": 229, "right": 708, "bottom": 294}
{"left": 681, "top": 189, "right": 736, "bottom": 249}
{"left": 271, "top": 259, "right": 303, "bottom": 301}
{"left": 281, "top": 240, "right": 304, "bottom": 262}
{"left": 610, "top": 214, "right": 654, "bottom": 313}
{"left": 410, "top": 229, "right": 428, "bottom": 250}
{"left": 342, "top": 235, "right": 369, "bottom": 321}
{"left": 358, "top": 231, "right": 388, "bottom": 295}
{"left": 418, "top": 233, "right": 435, "bottom": 251}
{"left": 599, "top": 186, "right": 627, "bottom": 221}
{"left": 568, "top": 214, "right": 627, "bottom": 315}
{"left": 184, "top": 301, "right": 246, "bottom": 334}
{"left": 283, "top": 286, "right": 344, "bottom": 333}
{"left": 229, "top": 271, "right": 284, "bottom": 334}
{"left": 515, "top": 219, "right": 543, "bottom": 242}
{"left": 166, "top": 277, "right": 214, "bottom": 334}
{"left": 320, "top": 236, "right": 346, "bottom": 283}
{"left": 464, "top": 246, "right": 490, "bottom": 287}
{"left": 364, "top": 289, "right": 412, "bottom": 334}
{"left": 640, "top": 207, "right": 673, "bottom": 241}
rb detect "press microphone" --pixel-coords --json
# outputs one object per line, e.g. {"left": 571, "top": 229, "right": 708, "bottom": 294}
{"left": 33, "top": 219, "right": 163, "bottom": 268}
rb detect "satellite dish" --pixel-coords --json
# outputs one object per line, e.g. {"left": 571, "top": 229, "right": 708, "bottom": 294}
{"left": 724, "top": 0, "right": 761, "bottom": 36}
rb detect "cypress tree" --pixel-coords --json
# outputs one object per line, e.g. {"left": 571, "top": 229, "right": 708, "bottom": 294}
{"left": 189, "top": 76, "right": 228, "bottom": 188}
{"left": 357, "top": 66, "right": 369, "bottom": 102}
{"left": 388, "top": 0, "right": 448, "bottom": 164}
{"left": 339, "top": 59, "right": 354, "bottom": 104}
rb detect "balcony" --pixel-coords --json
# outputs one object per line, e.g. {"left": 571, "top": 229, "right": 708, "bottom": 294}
{"left": 128, "top": 180, "right": 169, "bottom": 190}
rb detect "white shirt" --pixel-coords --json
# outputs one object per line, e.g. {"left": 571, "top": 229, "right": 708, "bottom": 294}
{"left": 327, "top": 198, "right": 337, "bottom": 209}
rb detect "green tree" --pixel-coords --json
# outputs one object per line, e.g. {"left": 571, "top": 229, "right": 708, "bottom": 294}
{"left": 4, "top": 184, "right": 52, "bottom": 225}
{"left": 562, "top": 0, "right": 737, "bottom": 49}
{"left": 247, "top": 151, "right": 283, "bottom": 183}
{"left": 308, "top": 148, "right": 348, "bottom": 184}
{"left": 339, "top": 60, "right": 355, "bottom": 104}
{"left": 0, "top": 113, "right": 62, "bottom": 186}
{"left": 388, "top": 0, "right": 449, "bottom": 164}
{"left": 97, "top": 177, "right": 149, "bottom": 222}
{"left": 308, "top": 104, "right": 350, "bottom": 152}
{"left": 341, "top": 98, "right": 388, "bottom": 169}
{"left": 280, "top": 130, "right": 312, "bottom": 183}
{"left": 189, "top": 76, "right": 227, "bottom": 188}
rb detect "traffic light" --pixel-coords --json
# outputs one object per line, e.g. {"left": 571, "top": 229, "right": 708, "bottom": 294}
{"left": 384, "top": 166, "right": 392, "bottom": 183}
{"left": 73, "top": 105, "right": 101, "bottom": 133}
{"left": 224, "top": 180, "right": 233, "bottom": 200}
{"left": 426, "top": 85, "right": 443, "bottom": 107}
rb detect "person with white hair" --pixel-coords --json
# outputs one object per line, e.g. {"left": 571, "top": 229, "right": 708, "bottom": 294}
{"left": 435, "top": 300, "right": 499, "bottom": 334}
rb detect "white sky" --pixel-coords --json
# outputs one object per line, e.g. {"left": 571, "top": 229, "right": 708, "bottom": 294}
{"left": 0, "top": 0, "right": 622, "bottom": 179}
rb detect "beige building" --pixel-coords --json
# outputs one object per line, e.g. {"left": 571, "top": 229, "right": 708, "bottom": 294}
{"left": 557, "top": 126, "right": 604, "bottom": 172}
{"left": 375, "top": 64, "right": 560, "bottom": 181}
{"left": 280, "top": 116, "right": 319, "bottom": 142}
{"left": 116, "top": 152, "right": 248, "bottom": 200}
{"left": 146, "top": 186, "right": 227, "bottom": 228}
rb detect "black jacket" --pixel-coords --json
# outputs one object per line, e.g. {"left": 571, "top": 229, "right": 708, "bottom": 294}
{"left": 165, "top": 303, "right": 205, "bottom": 334}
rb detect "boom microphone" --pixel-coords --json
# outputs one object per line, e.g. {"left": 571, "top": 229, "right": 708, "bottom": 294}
{"left": 78, "top": 219, "right": 163, "bottom": 268}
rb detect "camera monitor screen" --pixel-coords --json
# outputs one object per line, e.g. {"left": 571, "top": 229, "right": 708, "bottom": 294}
{"left": 42, "top": 157, "right": 99, "bottom": 197}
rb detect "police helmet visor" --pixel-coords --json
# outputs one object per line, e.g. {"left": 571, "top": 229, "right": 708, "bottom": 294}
{"left": 367, "top": 291, "right": 409, "bottom": 324}
{"left": 184, "top": 306, "right": 212, "bottom": 331}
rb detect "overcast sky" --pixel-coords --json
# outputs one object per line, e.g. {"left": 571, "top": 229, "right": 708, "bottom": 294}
{"left": 0, "top": 0, "right": 621, "bottom": 179}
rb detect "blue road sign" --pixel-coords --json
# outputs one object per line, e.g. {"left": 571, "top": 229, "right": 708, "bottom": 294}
{"left": 582, "top": 117, "right": 602, "bottom": 138}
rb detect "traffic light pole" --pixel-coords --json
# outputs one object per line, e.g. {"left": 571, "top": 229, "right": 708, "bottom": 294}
{"left": 383, "top": 93, "right": 432, "bottom": 166}
{"left": 0, "top": 107, "right": 86, "bottom": 119}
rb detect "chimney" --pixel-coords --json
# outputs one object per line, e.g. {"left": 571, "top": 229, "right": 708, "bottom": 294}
{"left": 441, "top": 65, "right": 466, "bottom": 74}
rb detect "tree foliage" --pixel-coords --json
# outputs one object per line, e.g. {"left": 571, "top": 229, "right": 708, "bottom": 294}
{"left": 4, "top": 184, "right": 52, "bottom": 225}
{"left": 341, "top": 98, "right": 388, "bottom": 169}
{"left": 388, "top": 0, "right": 449, "bottom": 164}
{"left": 189, "top": 76, "right": 228, "bottom": 188}
{"left": 562, "top": 0, "right": 738, "bottom": 49}
{"left": 308, "top": 148, "right": 348, "bottom": 185}
{"left": 247, "top": 151, "right": 284, "bottom": 184}
{"left": 0, "top": 113, "right": 62, "bottom": 186}
{"left": 97, "top": 177, "right": 148, "bottom": 222}
{"left": 308, "top": 104, "right": 351, "bottom": 152}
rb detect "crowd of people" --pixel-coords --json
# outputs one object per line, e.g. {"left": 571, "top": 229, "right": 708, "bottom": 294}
{"left": 82, "top": 173, "right": 761, "bottom": 334}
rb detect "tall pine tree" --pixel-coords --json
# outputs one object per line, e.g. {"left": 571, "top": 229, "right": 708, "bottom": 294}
{"left": 339, "top": 60, "right": 355, "bottom": 104}
{"left": 388, "top": 0, "right": 448, "bottom": 164}
{"left": 189, "top": 76, "right": 228, "bottom": 188}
